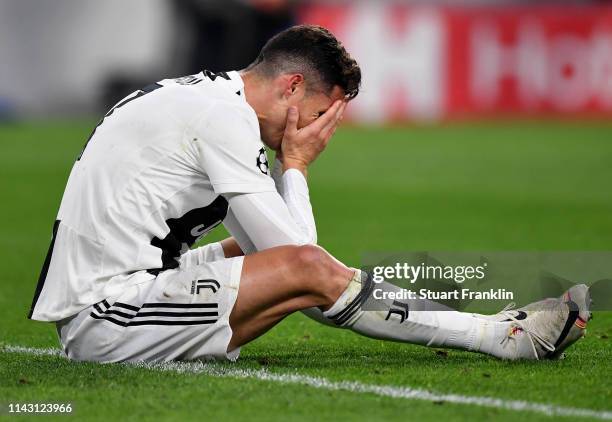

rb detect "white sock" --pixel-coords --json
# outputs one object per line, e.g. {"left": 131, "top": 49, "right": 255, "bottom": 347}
{"left": 323, "top": 270, "right": 510, "bottom": 356}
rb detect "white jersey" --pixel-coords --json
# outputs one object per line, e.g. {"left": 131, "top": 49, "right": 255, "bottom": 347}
{"left": 30, "top": 70, "right": 276, "bottom": 321}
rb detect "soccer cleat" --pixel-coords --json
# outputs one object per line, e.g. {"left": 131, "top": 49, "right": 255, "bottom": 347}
{"left": 492, "top": 284, "right": 591, "bottom": 360}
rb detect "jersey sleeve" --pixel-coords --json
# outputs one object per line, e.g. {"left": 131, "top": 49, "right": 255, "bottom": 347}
{"left": 226, "top": 190, "right": 315, "bottom": 250}
{"left": 194, "top": 102, "right": 276, "bottom": 195}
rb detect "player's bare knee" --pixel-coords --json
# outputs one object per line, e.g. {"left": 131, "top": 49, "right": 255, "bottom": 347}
{"left": 294, "top": 244, "right": 349, "bottom": 304}
{"left": 294, "top": 244, "right": 325, "bottom": 269}
{"left": 295, "top": 245, "right": 332, "bottom": 279}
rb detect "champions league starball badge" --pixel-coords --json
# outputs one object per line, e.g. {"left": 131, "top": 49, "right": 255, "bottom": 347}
{"left": 256, "top": 148, "right": 269, "bottom": 175}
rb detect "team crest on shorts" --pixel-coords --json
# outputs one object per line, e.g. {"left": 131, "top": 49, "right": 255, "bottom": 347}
{"left": 256, "top": 148, "right": 269, "bottom": 175}
{"left": 191, "top": 279, "right": 220, "bottom": 295}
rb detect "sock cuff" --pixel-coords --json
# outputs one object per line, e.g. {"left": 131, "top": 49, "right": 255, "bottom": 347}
{"left": 323, "top": 269, "right": 360, "bottom": 318}
{"left": 324, "top": 270, "right": 373, "bottom": 326}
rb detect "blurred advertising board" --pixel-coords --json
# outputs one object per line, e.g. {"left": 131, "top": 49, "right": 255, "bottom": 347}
{"left": 300, "top": 4, "right": 612, "bottom": 122}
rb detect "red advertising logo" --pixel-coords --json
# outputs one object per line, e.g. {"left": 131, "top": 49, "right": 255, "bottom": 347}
{"left": 300, "top": 5, "right": 612, "bottom": 121}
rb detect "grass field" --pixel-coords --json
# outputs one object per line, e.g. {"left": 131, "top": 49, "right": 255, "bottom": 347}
{"left": 1, "top": 120, "right": 611, "bottom": 421}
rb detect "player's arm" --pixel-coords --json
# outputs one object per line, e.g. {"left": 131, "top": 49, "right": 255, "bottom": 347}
{"left": 196, "top": 99, "right": 344, "bottom": 254}
{"left": 193, "top": 102, "right": 291, "bottom": 257}
{"left": 212, "top": 169, "right": 312, "bottom": 257}
{"left": 216, "top": 158, "right": 314, "bottom": 258}
{"left": 224, "top": 176, "right": 314, "bottom": 251}
{"left": 224, "top": 101, "right": 346, "bottom": 250}
{"left": 218, "top": 153, "right": 312, "bottom": 258}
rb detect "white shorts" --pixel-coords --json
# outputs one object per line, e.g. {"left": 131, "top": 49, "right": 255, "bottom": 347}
{"left": 56, "top": 246, "right": 244, "bottom": 363}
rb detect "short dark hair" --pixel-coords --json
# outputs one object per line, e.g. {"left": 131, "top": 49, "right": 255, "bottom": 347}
{"left": 247, "top": 25, "right": 361, "bottom": 100}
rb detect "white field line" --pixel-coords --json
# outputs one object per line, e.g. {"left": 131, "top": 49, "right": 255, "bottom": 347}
{"left": 4, "top": 344, "right": 612, "bottom": 420}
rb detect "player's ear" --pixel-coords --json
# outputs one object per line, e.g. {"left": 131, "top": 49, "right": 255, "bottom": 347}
{"left": 285, "top": 74, "right": 305, "bottom": 99}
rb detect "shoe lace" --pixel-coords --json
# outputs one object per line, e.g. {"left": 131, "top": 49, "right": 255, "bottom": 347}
{"left": 498, "top": 302, "right": 556, "bottom": 360}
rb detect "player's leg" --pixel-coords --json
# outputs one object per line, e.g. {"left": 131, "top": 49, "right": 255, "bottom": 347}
{"left": 226, "top": 244, "right": 505, "bottom": 356}
{"left": 227, "top": 245, "right": 588, "bottom": 360}
{"left": 316, "top": 269, "right": 589, "bottom": 360}
{"left": 227, "top": 244, "right": 354, "bottom": 350}
{"left": 56, "top": 244, "right": 351, "bottom": 363}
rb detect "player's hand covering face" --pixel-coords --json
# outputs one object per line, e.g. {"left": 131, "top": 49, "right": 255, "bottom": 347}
{"left": 281, "top": 99, "right": 347, "bottom": 173}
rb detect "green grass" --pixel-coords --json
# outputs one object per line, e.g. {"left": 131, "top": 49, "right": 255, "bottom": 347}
{"left": 1, "top": 120, "right": 611, "bottom": 421}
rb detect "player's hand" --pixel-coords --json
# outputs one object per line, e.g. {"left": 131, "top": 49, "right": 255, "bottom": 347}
{"left": 281, "top": 100, "right": 346, "bottom": 175}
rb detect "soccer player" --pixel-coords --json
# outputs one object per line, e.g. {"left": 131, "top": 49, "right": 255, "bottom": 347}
{"left": 29, "top": 25, "right": 590, "bottom": 362}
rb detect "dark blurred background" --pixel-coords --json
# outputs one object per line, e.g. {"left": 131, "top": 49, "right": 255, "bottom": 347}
{"left": 1, "top": 0, "right": 611, "bottom": 122}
